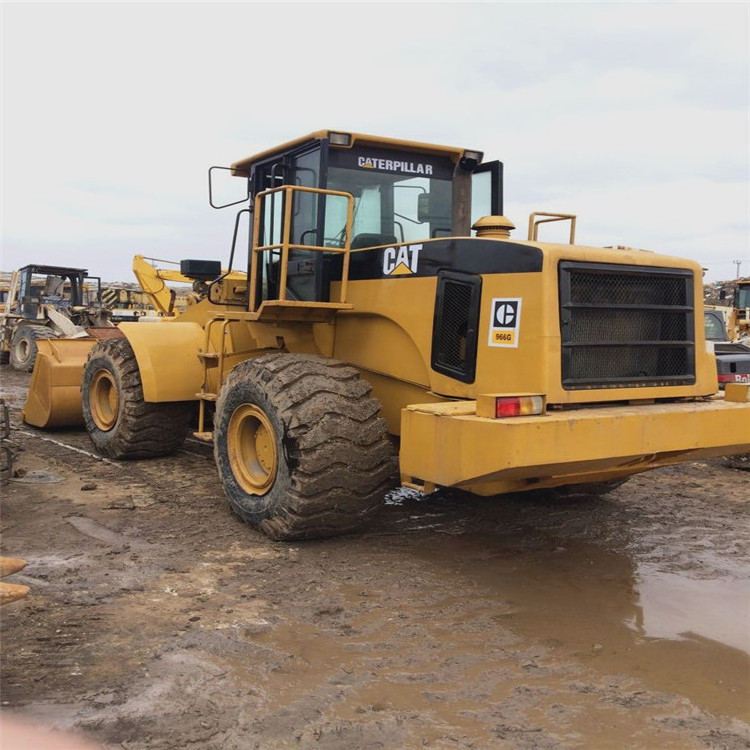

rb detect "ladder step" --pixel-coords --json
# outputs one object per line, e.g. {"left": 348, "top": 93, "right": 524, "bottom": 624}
{"left": 192, "top": 431, "right": 213, "bottom": 442}
{"left": 198, "top": 351, "right": 221, "bottom": 359}
{"left": 196, "top": 392, "right": 218, "bottom": 402}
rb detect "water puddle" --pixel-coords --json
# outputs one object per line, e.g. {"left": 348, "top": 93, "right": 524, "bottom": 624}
{"left": 65, "top": 516, "right": 153, "bottom": 549}
{"left": 10, "top": 469, "right": 64, "bottom": 484}
{"left": 410, "top": 533, "right": 750, "bottom": 720}
{"left": 631, "top": 568, "right": 750, "bottom": 653}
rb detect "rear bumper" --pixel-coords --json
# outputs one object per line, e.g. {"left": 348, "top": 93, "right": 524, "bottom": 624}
{"left": 399, "top": 386, "right": 750, "bottom": 495}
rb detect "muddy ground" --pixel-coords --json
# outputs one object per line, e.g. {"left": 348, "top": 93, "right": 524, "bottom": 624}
{"left": 0, "top": 366, "right": 748, "bottom": 750}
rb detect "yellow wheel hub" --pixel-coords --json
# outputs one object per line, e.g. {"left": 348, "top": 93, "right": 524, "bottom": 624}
{"left": 16, "top": 340, "right": 30, "bottom": 361}
{"left": 90, "top": 370, "right": 119, "bottom": 431}
{"left": 227, "top": 404, "right": 278, "bottom": 495}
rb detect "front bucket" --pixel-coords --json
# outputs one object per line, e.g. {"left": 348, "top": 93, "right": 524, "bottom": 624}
{"left": 22, "top": 338, "right": 97, "bottom": 428}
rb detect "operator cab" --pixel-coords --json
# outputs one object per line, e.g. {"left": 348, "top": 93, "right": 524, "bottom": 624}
{"left": 210, "top": 130, "right": 502, "bottom": 311}
{"left": 15, "top": 265, "right": 96, "bottom": 318}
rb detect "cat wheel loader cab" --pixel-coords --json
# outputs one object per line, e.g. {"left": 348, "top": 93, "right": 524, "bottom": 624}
{"left": 27, "top": 130, "right": 750, "bottom": 541}
{"left": 0, "top": 264, "right": 112, "bottom": 371}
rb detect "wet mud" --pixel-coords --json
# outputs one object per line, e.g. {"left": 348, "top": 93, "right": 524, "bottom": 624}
{"left": 1, "top": 367, "right": 748, "bottom": 749}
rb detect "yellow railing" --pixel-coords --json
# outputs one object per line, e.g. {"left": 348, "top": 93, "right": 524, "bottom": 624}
{"left": 528, "top": 212, "right": 577, "bottom": 244}
{"left": 250, "top": 185, "right": 355, "bottom": 310}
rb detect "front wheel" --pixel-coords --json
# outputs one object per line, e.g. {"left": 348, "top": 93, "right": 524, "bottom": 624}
{"left": 82, "top": 338, "right": 192, "bottom": 459}
{"left": 214, "top": 353, "right": 397, "bottom": 540}
{"left": 10, "top": 325, "right": 51, "bottom": 372}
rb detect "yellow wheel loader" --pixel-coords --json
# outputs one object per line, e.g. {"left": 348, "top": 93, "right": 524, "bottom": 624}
{"left": 0, "top": 264, "right": 112, "bottom": 371}
{"left": 23, "top": 130, "right": 750, "bottom": 540}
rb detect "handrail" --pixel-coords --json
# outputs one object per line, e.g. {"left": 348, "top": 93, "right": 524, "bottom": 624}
{"left": 528, "top": 212, "right": 577, "bottom": 244}
{"left": 250, "top": 185, "right": 355, "bottom": 310}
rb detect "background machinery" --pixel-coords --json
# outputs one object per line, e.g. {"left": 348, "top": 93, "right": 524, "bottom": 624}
{"left": 725, "top": 278, "right": 750, "bottom": 341}
{"left": 130, "top": 255, "right": 199, "bottom": 316}
{"left": 23, "top": 130, "right": 750, "bottom": 540}
{"left": 0, "top": 265, "right": 112, "bottom": 371}
{"left": 704, "top": 308, "right": 750, "bottom": 388}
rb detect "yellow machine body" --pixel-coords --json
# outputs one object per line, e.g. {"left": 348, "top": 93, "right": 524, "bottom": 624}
{"left": 113, "top": 237, "right": 750, "bottom": 494}
{"left": 22, "top": 129, "right": 750, "bottom": 499}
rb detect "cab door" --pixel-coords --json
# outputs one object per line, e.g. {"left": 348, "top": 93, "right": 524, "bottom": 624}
{"left": 253, "top": 146, "right": 328, "bottom": 306}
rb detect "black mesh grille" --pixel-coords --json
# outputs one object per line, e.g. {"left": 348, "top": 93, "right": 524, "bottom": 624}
{"left": 560, "top": 262, "right": 695, "bottom": 389}
{"left": 432, "top": 272, "right": 481, "bottom": 383}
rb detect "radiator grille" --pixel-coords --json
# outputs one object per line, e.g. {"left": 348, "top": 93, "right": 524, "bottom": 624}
{"left": 559, "top": 262, "right": 695, "bottom": 389}
{"left": 432, "top": 272, "right": 481, "bottom": 383}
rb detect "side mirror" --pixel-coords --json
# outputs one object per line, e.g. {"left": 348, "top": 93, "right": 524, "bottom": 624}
{"left": 208, "top": 166, "right": 250, "bottom": 209}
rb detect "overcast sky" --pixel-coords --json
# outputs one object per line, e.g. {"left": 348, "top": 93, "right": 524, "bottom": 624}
{"left": 2, "top": 1, "right": 748, "bottom": 283}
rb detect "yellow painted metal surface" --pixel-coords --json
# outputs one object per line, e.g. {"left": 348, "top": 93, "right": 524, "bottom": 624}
{"left": 725, "top": 383, "right": 750, "bottom": 402}
{"left": 227, "top": 403, "right": 278, "bottom": 495}
{"left": 0, "top": 556, "right": 29, "bottom": 605}
{"left": 400, "top": 395, "right": 750, "bottom": 495}
{"left": 119, "top": 322, "right": 205, "bottom": 402}
{"left": 335, "top": 239, "right": 718, "bottom": 406}
{"left": 22, "top": 338, "right": 97, "bottom": 427}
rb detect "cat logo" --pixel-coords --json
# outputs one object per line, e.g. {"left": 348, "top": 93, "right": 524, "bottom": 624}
{"left": 383, "top": 244, "right": 421, "bottom": 276}
{"left": 488, "top": 298, "right": 522, "bottom": 348}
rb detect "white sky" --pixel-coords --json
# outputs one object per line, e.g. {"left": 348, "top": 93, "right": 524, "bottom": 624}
{"left": 2, "top": 1, "right": 748, "bottom": 283}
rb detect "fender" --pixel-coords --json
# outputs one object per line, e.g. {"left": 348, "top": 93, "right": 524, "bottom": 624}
{"left": 118, "top": 321, "right": 204, "bottom": 402}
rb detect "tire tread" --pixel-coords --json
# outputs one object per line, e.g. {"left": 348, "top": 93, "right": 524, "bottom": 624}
{"left": 216, "top": 353, "right": 397, "bottom": 540}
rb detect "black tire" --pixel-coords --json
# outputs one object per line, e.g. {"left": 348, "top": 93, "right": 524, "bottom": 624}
{"left": 9, "top": 325, "right": 52, "bottom": 372}
{"left": 82, "top": 338, "right": 192, "bottom": 459}
{"left": 214, "top": 353, "right": 398, "bottom": 541}
{"left": 723, "top": 453, "right": 750, "bottom": 471}
{"left": 545, "top": 478, "right": 629, "bottom": 499}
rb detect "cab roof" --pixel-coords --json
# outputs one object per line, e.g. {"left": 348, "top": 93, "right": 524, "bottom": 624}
{"left": 231, "top": 130, "right": 479, "bottom": 174}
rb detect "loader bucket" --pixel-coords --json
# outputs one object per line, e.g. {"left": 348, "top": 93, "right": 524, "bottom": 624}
{"left": 22, "top": 338, "right": 97, "bottom": 428}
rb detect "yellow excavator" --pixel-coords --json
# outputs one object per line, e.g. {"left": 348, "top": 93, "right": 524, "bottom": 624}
{"left": 22, "top": 130, "right": 750, "bottom": 540}
{"left": 131, "top": 254, "right": 198, "bottom": 316}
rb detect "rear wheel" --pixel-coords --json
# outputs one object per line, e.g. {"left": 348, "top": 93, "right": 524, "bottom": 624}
{"left": 9, "top": 325, "right": 51, "bottom": 372}
{"left": 723, "top": 453, "right": 750, "bottom": 471}
{"left": 82, "top": 338, "right": 192, "bottom": 459}
{"left": 542, "top": 478, "right": 630, "bottom": 499}
{"left": 214, "top": 353, "right": 397, "bottom": 540}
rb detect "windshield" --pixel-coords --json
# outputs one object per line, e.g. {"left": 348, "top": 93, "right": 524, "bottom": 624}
{"left": 736, "top": 284, "right": 750, "bottom": 309}
{"left": 325, "top": 147, "right": 454, "bottom": 247}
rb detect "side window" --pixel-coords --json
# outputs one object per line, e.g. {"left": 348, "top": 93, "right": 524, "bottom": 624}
{"left": 704, "top": 312, "right": 726, "bottom": 341}
{"left": 471, "top": 170, "right": 492, "bottom": 224}
{"left": 471, "top": 161, "right": 503, "bottom": 229}
{"left": 290, "top": 149, "right": 320, "bottom": 247}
